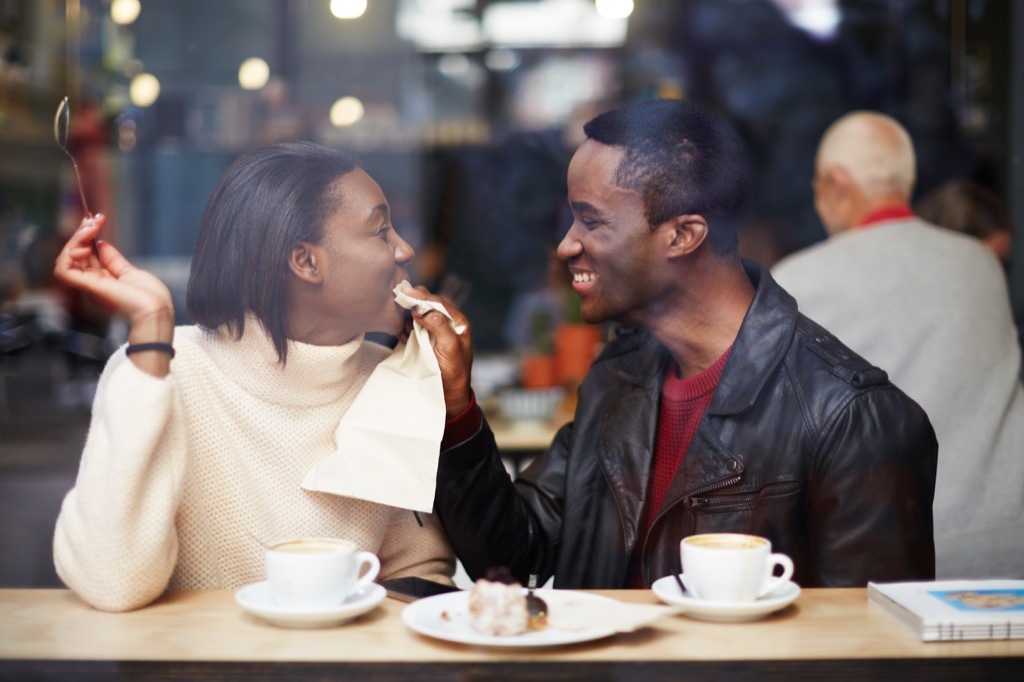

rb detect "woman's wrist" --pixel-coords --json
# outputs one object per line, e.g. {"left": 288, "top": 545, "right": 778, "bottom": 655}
{"left": 127, "top": 308, "right": 175, "bottom": 346}
{"left": 126, "top": 309, "right": 175, "bottom": 377}
{"left": 126, "top": 342, "right": 175, "bottom": 358}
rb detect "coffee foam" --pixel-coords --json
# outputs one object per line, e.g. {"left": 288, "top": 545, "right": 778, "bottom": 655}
{"left": 683, "top": 533, "right": 767, "bottom": 550}
{"left": 270, "top": 539, "right": 354, "bottom": 554}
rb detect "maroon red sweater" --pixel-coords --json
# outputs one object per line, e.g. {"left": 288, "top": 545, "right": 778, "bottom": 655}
{"left": 627, "top": 346, "right": 732, "bottom": 587}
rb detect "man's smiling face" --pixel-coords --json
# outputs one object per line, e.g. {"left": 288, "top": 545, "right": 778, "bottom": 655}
{"left": 557, "top": 139, "right": 669, "bottom": 326}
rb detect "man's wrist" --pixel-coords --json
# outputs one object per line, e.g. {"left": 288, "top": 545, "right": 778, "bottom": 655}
{"left": 441, "top": 391, "right": 481, "bottom": 449}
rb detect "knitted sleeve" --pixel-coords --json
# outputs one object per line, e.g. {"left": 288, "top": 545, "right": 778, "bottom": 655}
{"left": 53, "top": 351, "right": 188, "bottom": 611}
{"left": 375, "top": 509, "right": 456, "bottom": 586}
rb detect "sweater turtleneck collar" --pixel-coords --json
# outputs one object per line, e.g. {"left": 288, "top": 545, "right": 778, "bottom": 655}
{"left": 204, "top": 316, "right": 384, "bottom": 407}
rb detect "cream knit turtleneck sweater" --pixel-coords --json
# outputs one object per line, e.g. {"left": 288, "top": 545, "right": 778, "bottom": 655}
{"left": 54, "top": 321, "right": 454, "bottom": 612}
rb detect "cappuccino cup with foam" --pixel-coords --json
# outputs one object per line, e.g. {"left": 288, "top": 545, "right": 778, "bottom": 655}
{"left": 265, "top": 538, "right": 380, "bottom": 609}
{"left": 680, "top": 533, "right": 794, "bottom": 602}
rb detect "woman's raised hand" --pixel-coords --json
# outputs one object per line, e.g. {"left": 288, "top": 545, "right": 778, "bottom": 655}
{"left": 54, "top": 214, "right": 176, "bottom": 375}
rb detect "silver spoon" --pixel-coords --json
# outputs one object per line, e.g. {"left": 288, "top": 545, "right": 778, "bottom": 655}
{"left": 526, "top": 573, "right": 548, "bottom": 626}
{"left": 54, "top": 96, "right": 93, "bottom": 219}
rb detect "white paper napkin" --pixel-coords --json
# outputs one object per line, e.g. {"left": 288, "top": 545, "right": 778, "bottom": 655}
{"left": 392, "top": 283, "right": 466, "bottom": 335}
{"left": 300, "top": 281, "right": 462, "bottom": 512}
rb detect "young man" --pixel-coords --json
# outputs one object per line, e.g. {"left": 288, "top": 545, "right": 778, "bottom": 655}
{"left": 415, "top": 99, "right": 937, "bottom": 588}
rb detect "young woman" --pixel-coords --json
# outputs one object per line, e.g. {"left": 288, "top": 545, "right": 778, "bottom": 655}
{"left": 52, "top": 142, "right": 456, "bottom": 611}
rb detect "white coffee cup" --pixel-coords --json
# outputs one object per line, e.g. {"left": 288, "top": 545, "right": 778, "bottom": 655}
{"left": 265, "top": 538, "right": 380, "bottom": 609}
{"left": 680, "top": 533, "right": 794, "bottom": 602}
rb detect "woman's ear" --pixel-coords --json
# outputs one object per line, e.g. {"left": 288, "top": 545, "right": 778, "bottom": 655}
{"left": 288, "top": 242, "right": 322, "bottom": 284}
{"left": 665, "top": 214, "right": 708, "bottom": 258}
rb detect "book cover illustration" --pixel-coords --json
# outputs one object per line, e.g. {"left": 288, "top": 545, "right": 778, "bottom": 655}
{"left": 930, "top": 589, "right": 1024, "bottom": 613}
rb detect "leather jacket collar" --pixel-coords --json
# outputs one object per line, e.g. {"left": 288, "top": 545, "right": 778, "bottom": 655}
{"left": 711, "top": 261, "right": 796, "bottom": 415}
{"left": 600, "top": 260, "right": 795, "bottom": 415}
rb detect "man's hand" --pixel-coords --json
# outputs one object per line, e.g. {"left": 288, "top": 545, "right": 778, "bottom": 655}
{"left": 403, "top": 287, "right": 473, "bottom": 418}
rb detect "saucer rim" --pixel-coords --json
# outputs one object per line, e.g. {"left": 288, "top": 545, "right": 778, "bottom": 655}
{"left": 235, "top": 580, "right": 386, "bottom": 624}
{"left": 651, "top": 575, "right": 801, "bottom": 613}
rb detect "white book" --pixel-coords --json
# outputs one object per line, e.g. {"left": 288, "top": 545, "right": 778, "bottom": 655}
{"left": 868, "top": 580, "right": 1024, "bottom": 642}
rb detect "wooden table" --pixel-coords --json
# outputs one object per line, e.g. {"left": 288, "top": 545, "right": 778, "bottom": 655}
{"left": 1, "top": 588, "right": 1020, "bottom": 680}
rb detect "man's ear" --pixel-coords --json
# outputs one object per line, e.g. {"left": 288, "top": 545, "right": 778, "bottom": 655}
{"left": 824, "top": 164, "right": 853, "bottom": 199}
{"left": 288, "top": 242, "right": 322, "bottom": 284}
{"left": 665, "top": 214, "right": 708, "bottom": 258}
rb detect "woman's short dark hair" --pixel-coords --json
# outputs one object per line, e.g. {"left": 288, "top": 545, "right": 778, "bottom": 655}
{"left": 583, "top": 99, "right": 749, "bottom": 254}
{"left": 186, "top": 141, "right": 359, "bottom": 363}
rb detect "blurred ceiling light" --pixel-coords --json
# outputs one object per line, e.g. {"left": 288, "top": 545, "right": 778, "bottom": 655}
{"left": 396, "top": 0, "right": 482, "bottom": 51}
{"left": 437, "top": 53, "right": 471, "bottom": 77}
{"left": 483, "top": 0, "right": 627, "bottom": 48}
{"left": 436, "top": 53, "right": 484, "bottom": 88}
{"left": 594, "top": 0, "right": 633, "bottom": 20}
{"left": 398, "top": 0, "right": 626, "bottom": 51}
{"left": 238, "top": 57, "right": 271, "bottom": 90}
{"left": 511, "top": 54, "right": 613, "bottom": 129}
{"left": 330, "top": 96, "right": 365, "bottom": 126}
{"left": 330, "top": 0, "right": 367, "bottom": 20}
{"left": 770, "top": 0, "right": 840, "bottom": 39}
{"left": 110, "top": 0, "right": 141, "bottom": 25}
{"left": 129, "top": 73, "right": 160, "bottom": 107}
{"left": 484, "top": 49, "right": 520, "bottom": 72}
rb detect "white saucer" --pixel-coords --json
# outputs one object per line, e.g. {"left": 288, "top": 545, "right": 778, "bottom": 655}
{"left": 651, "top": 575, "right": 801, "bottom": 622}
{"left": 235, "top": 581, "right": 386, "bottom": 628}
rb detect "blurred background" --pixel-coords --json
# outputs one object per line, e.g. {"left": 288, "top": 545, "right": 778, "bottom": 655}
{"left": 1, "top": 0, "right": 1022, "bottom": 587}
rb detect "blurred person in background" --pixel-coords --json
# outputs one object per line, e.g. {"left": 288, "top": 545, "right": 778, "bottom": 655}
{"left": 411, "top": 99, "right": 937, "bottom": 589}
{"left": 915, "top": 178, "right": 1012, "bottom": 265}
{"left": 772, "top": 111, "right": 1024, "bottom": 578}
{"left": 52, "top": 142, "right": 454, "bottom": 612}
{"left": 914, "top": 178, "right": 1023, "bottom": 369}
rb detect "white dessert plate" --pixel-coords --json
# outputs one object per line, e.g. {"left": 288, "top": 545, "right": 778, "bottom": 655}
{"left": 651, "top": 575, "right": 801, "bottom": 623}
{"left": 402, "top": 589, "right": 619, "bottom": 648}
{"left": 235, "top": 581, "right": 386, "bottom": 628}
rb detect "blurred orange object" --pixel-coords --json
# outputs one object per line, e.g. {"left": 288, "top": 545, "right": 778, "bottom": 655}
{"left": 555, "top": 324, "right": 602, "bottom": 386}
{"left": 521, "top": 353, "right": 558, "bottom": 389}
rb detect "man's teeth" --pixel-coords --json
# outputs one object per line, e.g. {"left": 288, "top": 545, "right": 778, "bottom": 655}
{"left": 573, "top": 273, "right": 597, "bottom": 283}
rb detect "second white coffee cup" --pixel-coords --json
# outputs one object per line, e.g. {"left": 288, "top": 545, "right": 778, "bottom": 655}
{"left": 266, "top": 538, "right": 380, "bottom": 609}
{"left": 680, "top": 533, "right": 794, "bottom": 602}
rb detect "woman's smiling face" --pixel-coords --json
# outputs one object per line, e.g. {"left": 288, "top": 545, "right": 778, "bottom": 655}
{"left": 312, "top": 168, "right": 414, "bottom": 339}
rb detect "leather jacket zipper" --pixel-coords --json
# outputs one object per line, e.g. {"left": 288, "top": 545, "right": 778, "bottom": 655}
{"left": 685, "top": 479, "right": 800, "bottom": 510}
{"left": 639, "top": 474, "right": 741, "bottom": 586}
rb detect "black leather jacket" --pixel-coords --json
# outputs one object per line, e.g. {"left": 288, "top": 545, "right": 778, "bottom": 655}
{"left": 436, "top": 262, "right": 937, "bottom": 588}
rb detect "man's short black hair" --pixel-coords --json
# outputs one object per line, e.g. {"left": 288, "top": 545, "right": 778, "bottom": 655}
{"left": 583, "top": 99, "right": 749, "bottom": 254}
{"left": 186, "top": 142, "right": 360, "bottom": 363}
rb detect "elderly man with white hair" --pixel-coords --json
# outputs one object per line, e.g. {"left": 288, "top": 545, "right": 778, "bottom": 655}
{"left": 772, "top": 110, "right": 1024, "bottom": 579}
